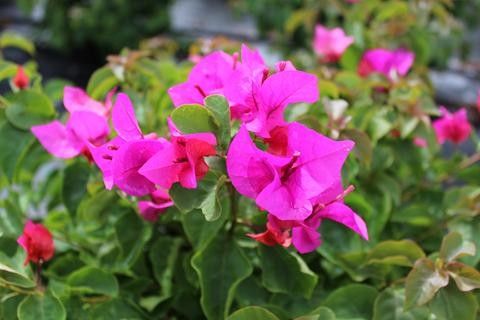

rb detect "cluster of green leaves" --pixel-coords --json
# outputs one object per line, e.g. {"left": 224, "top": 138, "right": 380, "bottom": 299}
{"left": 0, "top": 28, "right": 479, "bottom": 320}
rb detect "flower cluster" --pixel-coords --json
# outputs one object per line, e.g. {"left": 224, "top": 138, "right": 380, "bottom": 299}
{"left": 176, "top": 45, "right": 368, "bottom": 253}
{"left": 31, "top": 44, "right": 368, "bottom": 253}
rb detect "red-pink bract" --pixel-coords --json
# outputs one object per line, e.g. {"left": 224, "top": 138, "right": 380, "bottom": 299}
{"left": 17, "top": 221, "right": 55, "bottom": 265}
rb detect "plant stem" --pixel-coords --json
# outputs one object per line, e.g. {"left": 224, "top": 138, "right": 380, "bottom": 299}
{"left": 35, "top": 261, "right": 44, "bottom": 292}
{"left": 228, "top": 183, "right": 238, "bottom": 234}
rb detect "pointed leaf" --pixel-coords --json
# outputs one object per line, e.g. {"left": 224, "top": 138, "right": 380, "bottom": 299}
{"left": 373, "top": 288, "right": 430, "bottom": 320}
{"left": 62, "top": 160, "right": 90, "bottom": 216}
{"left": 204, "top": 95, "right": 231, "bottom": 151}
{"left": 67, "top": 266, "right": 119, "bottom": 297}
{"left": 17, "top": 291, "right": 66, "bottom": 320}
{"left": 258, "top": 245, "right": 318, "bottom": 299}
{"left": 6, "top": 90, "right": 55, "bottom": 130}
{"left": 86, "top": 67, "right": 119, "bottom": 100}
{"left": 439, "top": 232, "right": 475, "bottom": 263}
{"left": 322, "top": 284, "right": 378, "bottom": 319}
{"left": 446, "top": 262, "right": 480, "bottom": 292}
{"left": 149, "top": 236, "right": 182, "bottom": 302}
{"left": 429, "top": 283, "right": 478, "bottom": 320}
{"left": 192, "top": 233, "right": 253, "bottom": 320}
{"left": 367, "top": 240, "right": 425, "bottom": 267}
{"left": 171, "top": 104, "right": 218, "bottom": 134}
{"left": 404, "top": 258, "right": 449, "bottom": 309}
{"left": 227, "top": 306, "right": 279, "bottom": 320}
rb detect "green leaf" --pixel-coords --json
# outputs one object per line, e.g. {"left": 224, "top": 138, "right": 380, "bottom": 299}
{"left": 88, "top": 298, "right": 144, "bottom": 319}
{"left": 200, "top": 175, "right": 227, "bottom": 221}
{"left": 0, "top": 61, "right": 18, "bottom": 81}
{"left": 1, "top": 292, "right": 23, "bottom": 320}
{"left": 86, "top": 67, "right": 119, "bottom": 100}
{"left": 182, "top": 209, "right": 227, "bottom": 250}
{"left": 404, "top": 258, "right": 449, "bottom": 309}
{"left": 0, "top": 32, "right": 35, "bottom": 55}
{"left": 368, "top": 114, "right": 392, "bottom": 141}
{"left": 171, "top": 104, "right": 218, "bottom": 134}
{"left": 0, "top": 242, "right": 36, "bottom": 289}
{"left": 113, "top": 208, "right": 152, "bottom": 270}
{"left": 43, "top": 79, "right": 72, "bottom": 102}
{"left": 373, "top": 288, "right": 430, "bottom": 320}
{"left": 367, "top": 240, "right": 425, "bottom": 267}
{"left": 342, "top": 129, "right": 372, "bottom": 165}
{"left": 169, "top": 171, "right": 219, "bottom": 213}
{"left": 192, "top": 233, "right": 253, "bottom": 320}
{"left": 6, "top": 90, "right": 55, "bottom": 130}
{"left": 446, "top": 262, "right": 480, "bottom": 292}
{"left": 204, "top": 95, "right": 231, "bottom": 151}
{"left": 0, "top": 121, "right": 34, "bottom": 181}
{"left": 322, "top": 284, "right": 378, "bottom": 319}
{"left": 258, "top": 245, "right": 318, "bottom": 299}
{"left": 227, "top": 306, "right": 280, "bottom": 320}
{"left": 429, "top": 283, "right": 478, "bottom": 320}
{"left": 305, "top": 306, "right": 336, "bottom": 320}
{"left": 319, "top": 80, "right": 340, "bottom": 98}
{"left": 17, "top": 291, "right": 66, "bottom": 320}
{"left": 339, "top": 45, "right": 362, "bottom": 72}
{"left": 439, "top": 231, "right": 475, "bottom": 263}
{"left": 149, "top": 237, "right": 182, "bottom": 302}
{"left": 67, "top": 266, "right": 119, "bottom": 297}
{"left": 62, "top": 160, "right": 90, "bottom": 216}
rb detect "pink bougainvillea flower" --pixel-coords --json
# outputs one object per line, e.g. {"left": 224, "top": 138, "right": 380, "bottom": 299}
{"left": 413, "top": 136, "right": 428, "bottom": 148}
{"left": 138, "top": 189, "right": 174, "bottom": 222}
{"left": 227, "top": 122, "right": 354, "bottom": 221}
{"left": 88, "top": 93, "right": 168, "bottom": 196}
{"left": 225, "top": 48, "right": 319, "bottom": 137}
{"left": 31, "top": 86, "right": 112, "bottom": 160}
{"left": 358, "top": 48, "right": 414, "bottom": 79}
{"left": 168, "top": 51, "right": 238, "bottom": 106}
{"left": 139, "top": 119, "right": 217, "bottom": 190}
{"left": 13, "top": 65, "right": 29, "bottom": 89}
{"left": 63, "top": 86, "right": 113, "bottom": 116}
{"left": 17, "top": 221, "right": 54, "bottom": 265}
{"left": 313, "top": 25, "right": 354, "bottom": 63}
{"left": 248, "top": 185, "right": 368, "bottom": 254}
{"left": 433, "top": 107, "right": 472, "bottom": 145}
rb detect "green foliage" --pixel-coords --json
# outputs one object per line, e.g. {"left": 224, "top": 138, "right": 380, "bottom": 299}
{"left": 17, "top": 291, "right": 66, "bottom": 320}
{"left": 0, "top": 12, "right": 479, "bottom": 319}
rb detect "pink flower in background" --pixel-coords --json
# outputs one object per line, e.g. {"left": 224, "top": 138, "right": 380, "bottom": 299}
{"left": 413, "top": 137, "right": 428, "bottom": 148}
{"left": 31, "top": 87, "right": 111, "bottom": 160}
{"left": 139, "top": 119, "right": 217, "bottom": 190}
{"left": 13, "top": 65, "right": 29, "bottom": 89}
{"left": 358, "top": 48, "right": 414, "bottom": 79}
{"left": 17, "top": 221, "right": 54, "bottom": 265}
{"left": 89, "top": 93, "right": 168, "bottom": 196}
{"left": 168, "top": 51, "right": 237, "bottom": 106}
{"left": 138, "top": 189, "right": 174, "bottom": 222}
{"left": 433, "top": 107, "right": 472, "bottom": 144}
{"left": 227, "top": 123, "right": 355, "bottom": 221}
{"left": 313, "top": 25, "right": 354, "bottom": 62}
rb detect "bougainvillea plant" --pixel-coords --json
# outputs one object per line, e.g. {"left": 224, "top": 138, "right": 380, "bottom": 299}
{"left": 0, "top": 15, "right": 479, "bottom": 320}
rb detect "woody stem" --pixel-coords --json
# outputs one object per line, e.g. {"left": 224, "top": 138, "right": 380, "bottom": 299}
{"left": 35, "top": 261, "right": 43, "bottom": 291}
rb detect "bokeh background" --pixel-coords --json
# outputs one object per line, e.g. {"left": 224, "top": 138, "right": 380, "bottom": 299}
{"left": 1, "top": 0, "right": 480, "bottom": 109}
